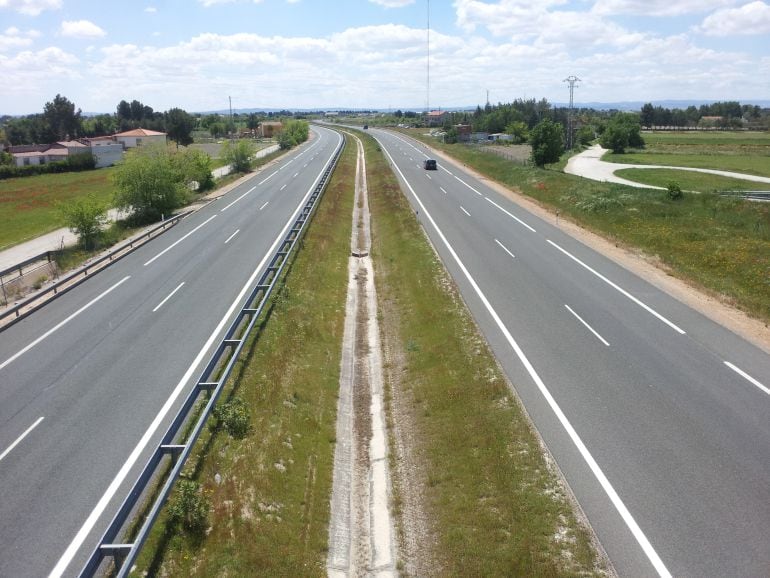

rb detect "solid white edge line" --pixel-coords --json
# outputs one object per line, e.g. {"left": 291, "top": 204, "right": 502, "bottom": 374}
{"left": 259, "top": 201, "right": 269, "bottom": 211}
{"left": 220, "top": 185, "right": 256, "bottom": 212}
{"left": 484, "top": 197, "right": 537, "bottom": 232}
{"left": 0, "top": 416, "right": 44, "bottom": 462}
{"left": 48, "top": 127, "right": 343, "bottom": 578}
{"left": 0, "top": 276, "right": 131, "bottom": 372}
{"left": 376, "top": 135, "right": 673, "bottom": 578}
{"left": 565, "top": 304, "right": 610, "bottom": 347}
{"left": 224, "top": 229, "right": 240, "bottom": 244}
{"left": 143, "top": 215, "right": 217, "bottom": 267}
{"left": 460, "top": 206, "right": 470, "bottom": 216}
{"left": 494, "top": 238, "right": 515, "bottom": 259}
{"left": 724, "top": 361, "right": 770, "bottom": 396}
{"left": 547, "top": 239, "right": 686, "bottom": 335}
{"left": 152, "top": 282, "right": 185, "bottom": 313}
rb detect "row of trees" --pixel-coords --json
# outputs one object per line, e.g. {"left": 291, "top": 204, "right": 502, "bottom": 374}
{"left": 1, "top": 95, "right": 197, "bottom": 147}
{"left": 639, "top": 101, "right": 765, "bottom": 129}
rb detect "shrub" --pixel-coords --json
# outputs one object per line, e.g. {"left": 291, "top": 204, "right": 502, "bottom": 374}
{"left": 212, "top": 396, "right": 251, "bottom": 438}
{"left": 168, "top": 480, "right": 210, "bottom": 535}
{"left": 667, "top": 182, "right": 683, "bottom": 200}
{"left": 58, "top": 194, "right": 108, "bottom": 249}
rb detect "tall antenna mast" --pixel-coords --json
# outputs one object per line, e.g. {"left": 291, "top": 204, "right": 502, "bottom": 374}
{"left": 563, "top": 75, "right": 580, "bottom": 149}
{"left": 426, "top": 0, "right": 430, "bottom": 113}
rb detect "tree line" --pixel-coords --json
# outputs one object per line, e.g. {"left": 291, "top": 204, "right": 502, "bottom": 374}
{"left": 1, "top": 95, "right": 196, "bottom": 147}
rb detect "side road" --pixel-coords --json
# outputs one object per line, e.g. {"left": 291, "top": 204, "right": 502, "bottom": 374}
{"left": 565, "top": 143, "right": 770, "bottom": 188}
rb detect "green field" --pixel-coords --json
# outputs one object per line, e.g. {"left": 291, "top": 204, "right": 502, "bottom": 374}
{"left": 0, "top": 168, "right": 116, "bottom": 251}
{"left": 604, "top": 131, "right": 770, "bottom": 177}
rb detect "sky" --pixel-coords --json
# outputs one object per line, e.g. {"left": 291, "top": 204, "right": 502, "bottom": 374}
{"left": 1, "top": 0, "right": 769, "bottom": 115}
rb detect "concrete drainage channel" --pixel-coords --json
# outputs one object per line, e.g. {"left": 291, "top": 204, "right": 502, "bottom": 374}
{"left": 327, "top": 133, "right": 398, "bottom": 577}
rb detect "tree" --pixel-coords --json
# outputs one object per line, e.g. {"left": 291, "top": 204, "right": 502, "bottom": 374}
{"left": 600, "top": 113, "right": 644, "bottom": 153}
{"left": 221, "top": 139, "right": 255, "bottom": 173}
{"left": 43, "top": 94, "right": 82, "bottom": 141}
{"left": 165, "top": 107, "right": 195, "bottom": 147}
{"left": 529, "top": 118, "right": 564, "bottom": 167}
{"left": 505, "top": 121, "right": 529, "bottom": 143}
{"left": 113, "top": 144, "right": 187, "bottom": 223}
{"left": 173, "top": 148, "right": 214, "bottom": 191}
{"left": 640, "top": 103, "right": 654, "bottom": 128}
{"left": 59, "top": 194, "right": 107, "bottom": 250}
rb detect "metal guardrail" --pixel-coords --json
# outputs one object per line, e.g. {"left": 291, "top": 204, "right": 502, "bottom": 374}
{"left": 79, "top": 134, "right": 345, "bottom": 577}
{"left": 0, "top": 213, "right": 189, "bottom": 328}
{"left": 719, "top": 190, "right": 770, "bottom": 202}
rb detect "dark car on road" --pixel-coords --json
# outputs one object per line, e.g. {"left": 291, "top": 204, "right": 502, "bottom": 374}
{"left": 423, "top": 159, "right": 437, "bottom": 170}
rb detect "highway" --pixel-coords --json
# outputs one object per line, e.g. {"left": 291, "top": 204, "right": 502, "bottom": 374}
{"left": 0, "top": 125, "right": 343, "bottom": 577}
{"left": 371, "top": 128, "right": 770, "bottom": 577}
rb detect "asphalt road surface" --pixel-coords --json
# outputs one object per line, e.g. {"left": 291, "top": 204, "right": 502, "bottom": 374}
{"left": 372, "top": 128, "right": 770, "bottom": 578}
{"left": 0, "top": 125, "right": 342, "bottom": 578}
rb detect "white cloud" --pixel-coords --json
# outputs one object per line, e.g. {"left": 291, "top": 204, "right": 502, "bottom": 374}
{"left": 591, "top": 0, "right": 736, "bottom": 16}
{"left": 369, "top": 0, "right": 415, "bottom": 7}
{"left": 697, "top": 1, "right": 770, "bottom": 35}
{"left": 145, "top": 6, "right": 157, "bottom": 13}
{"left": 0, "top": 0, "right": 62, "bottom": 16}
{"left": 0, "top": 26, "right": 38, "bottom": 51}
{"left": 60, "top": 20, "right": 106, "bottom": 39}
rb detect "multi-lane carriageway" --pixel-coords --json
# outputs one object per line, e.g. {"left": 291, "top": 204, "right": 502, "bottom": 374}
{"left": 0, "top": 126, "right": 342, "bottom": 577}
{"left": 371, "top": 128, "right": 769, "bottom": 578}
{"left": 1, "top": 123, "right": 769, "bottom": 577}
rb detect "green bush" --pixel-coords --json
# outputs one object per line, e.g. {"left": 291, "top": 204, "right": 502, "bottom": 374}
{"left": 212, "top": 396, "right": 251, "bottom": 438}
{"left": 168, "top": 480, "right": 210, "bottom": 535}
{"left": 667, "top": 181, "right": 683, "bottom": 200}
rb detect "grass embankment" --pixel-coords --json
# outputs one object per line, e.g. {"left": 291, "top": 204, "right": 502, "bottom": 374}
{"left": 614, "top": 168, "right": 768, "bottom": 192}
{"left": 0, "top": 168, "right": 116, "bottom": 251}
{"left": 131, "top": 142, "right": 355, "bottom": 576}
{"left": 133, "top": 132, "right": 603, "bottom": 576}
{"left": 404, "top": 129, "right": 770, "bottom": 323}
{"left": 363, "top": 134, "right": 602, "bottom": 576}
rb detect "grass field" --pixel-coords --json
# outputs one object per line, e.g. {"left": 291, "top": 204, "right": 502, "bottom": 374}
{"left": 604, "top": 131, "right": 770, "bottom": 177}
{"left": 404, "top": 129, "right": 770, "bottom": 323}
{"left": 0, "top": 168, "right": 116, "bottom": 251}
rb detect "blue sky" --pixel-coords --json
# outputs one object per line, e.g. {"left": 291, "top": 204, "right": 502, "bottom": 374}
{"left": 1, "top": 0, "right": 769, "bottom": 115}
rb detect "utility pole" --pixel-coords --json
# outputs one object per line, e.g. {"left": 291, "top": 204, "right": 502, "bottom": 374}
{"left": 426, "top": 0, "right": 430, "bottom": 114}
{"left": 229, "top": 96, "right": 234, "bottom": 142}
{"left": 563, "top": 75, "right": 580, "bottom": 149}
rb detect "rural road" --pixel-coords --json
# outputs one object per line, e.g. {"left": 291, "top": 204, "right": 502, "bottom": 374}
{"left": 0, "top": 126, "right": 342, "bottom": 577}
{"left": 565, "top": 143, "right": 770, "bottom": 188}
{"left": 373, "top": 129, "right": 770, "bottom": 577}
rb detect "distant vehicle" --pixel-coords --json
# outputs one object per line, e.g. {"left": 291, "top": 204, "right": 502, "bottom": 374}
{"left": 363, "top": 124, "right": 368, "bottom": 130}
{"left": 423, "top": 159, "right": 437, "bottom": 170}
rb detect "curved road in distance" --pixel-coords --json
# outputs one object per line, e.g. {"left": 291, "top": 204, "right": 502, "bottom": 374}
{"left": 0, "top": 126, "right": 342, "bottom": 578}
{"left": 372, "top": 128, "right": 770, "bottom": 578}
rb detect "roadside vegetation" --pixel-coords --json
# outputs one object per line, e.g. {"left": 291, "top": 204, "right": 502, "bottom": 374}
{"left": 404, "top": 128, "right": 770, "bottom": 323}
